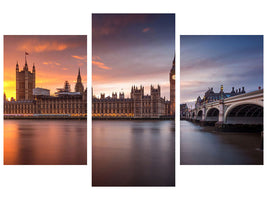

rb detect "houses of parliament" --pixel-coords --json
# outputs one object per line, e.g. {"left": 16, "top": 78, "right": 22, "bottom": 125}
{"left": 92, "top": 57, "right": 175, "bottom": 119}
{"left": 4, "top": 54, "right": 175, "bottom": 119}
{"left": 4, "top": 55, "right": 87, "bottom": 115}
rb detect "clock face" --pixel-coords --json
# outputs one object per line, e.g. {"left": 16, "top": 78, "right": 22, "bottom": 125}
{"left": 172, "top": 74, "right": 175, "bottom": 80}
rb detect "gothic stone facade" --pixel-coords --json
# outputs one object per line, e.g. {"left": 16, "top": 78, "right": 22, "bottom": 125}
{"left": 92, "top": 57, "right": 175, "bottom": 119}
{"left": 4, "top": 60, "right": 87, "bottom": 115}
{"left": 4, "top": 91, "right": 87, "bottom": 115}
{"left": 92, "top": 85, "right": 169, "bottom": 119}
{"left": 195, "top": 85, "right": 246, "bottom": 109}
{"left": 16, "top": 60, "right": 35, "bottom": 100}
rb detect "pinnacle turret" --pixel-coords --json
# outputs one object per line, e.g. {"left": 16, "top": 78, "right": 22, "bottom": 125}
{"left": 16, "top": 61, "right": 19, "bottom": 71}
{"left": 32, "top": 63, "right": 35, "bottom": 73}
{"left": 75, "top": 68, "right": 84, "bottom": 93}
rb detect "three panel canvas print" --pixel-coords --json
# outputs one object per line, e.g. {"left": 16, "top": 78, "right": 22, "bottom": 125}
{"left": 2, "top": 15, "right": 264, "bottom": 187}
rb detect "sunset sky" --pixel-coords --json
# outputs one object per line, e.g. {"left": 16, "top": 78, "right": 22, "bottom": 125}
{"left": 180, "top": 35, "right": 263, "bottom": 108}
{"left": 92, "top": 14, "right": 175, "bottom": 99}
{"left": 4, "top": 35, "right": 87, "bottom": 100}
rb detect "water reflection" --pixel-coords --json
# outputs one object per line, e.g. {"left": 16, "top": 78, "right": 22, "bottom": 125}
{"left": 180, "top": 120, "right": 263, "bottom": 165}
{"left": 4, "top": 120, "right": 87, "bottom": 165}
{"left": 92, "top": 120, "right": 175, "bottom": 186}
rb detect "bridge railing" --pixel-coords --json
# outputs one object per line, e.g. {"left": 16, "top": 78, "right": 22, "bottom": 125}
{"left": 224, "top": 89, "right": 263, "bottom": 102}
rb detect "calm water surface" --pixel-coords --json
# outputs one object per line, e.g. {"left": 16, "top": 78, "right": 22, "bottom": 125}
{"left": 180, "top": 120, "right": 263, "bottom": 165}
{"left": 4, "top": 120, "right": 87, "bottom": 165}
{"left": 92, "top": 120, "right": 175, "bottom": 186}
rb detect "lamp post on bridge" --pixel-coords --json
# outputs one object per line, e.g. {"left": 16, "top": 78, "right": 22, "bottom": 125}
{"left": 215, "top": 85, "right": 225, "bottom": 129}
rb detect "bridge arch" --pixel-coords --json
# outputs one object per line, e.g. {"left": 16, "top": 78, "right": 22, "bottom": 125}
{"left": 196, "top": 110, "right": 203, "bottom": 120}
{"left": 206, "top": 107, "right": 219, "bottom": 122}
{"left": 224, "top": 103, "right": 263, "bottom": 124}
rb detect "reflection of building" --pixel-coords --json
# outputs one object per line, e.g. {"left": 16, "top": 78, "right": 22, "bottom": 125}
{"left": 4, "top": 57, "right": 87, "bottom": 115}
{"left": 16, "top": 54, "right": 35, "bottom": 100}
{"left": 92, "top": 57, "right": 175, "bottom": 119}
{"left": 195, "top": 85, "right": 246, "bottom": 109}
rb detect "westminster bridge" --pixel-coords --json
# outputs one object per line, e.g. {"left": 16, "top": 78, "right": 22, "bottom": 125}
{"left": 182, "top": 89, "right": 263, "bottom": 130}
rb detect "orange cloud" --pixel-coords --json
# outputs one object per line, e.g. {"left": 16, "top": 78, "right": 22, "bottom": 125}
{"left": 35, "top": 43, "right": 67, "bottom": 52}
{"left": 17, "top": 40, "right": 69, "bottom": 53}
{"left": 72, "top": 55, "right": 87, "bottom": 60}
{"left": 92, "top": 60, "right": 112, "bottom": 70}
{"left": 43, "top": 61, "right": 61, "bottom": 66}
{"left": 142, "top": 27, "right": 150, "bottom": 33}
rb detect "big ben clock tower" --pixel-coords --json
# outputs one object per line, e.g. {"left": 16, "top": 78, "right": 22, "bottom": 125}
{"left": 170, "top": 56, "right": 175, "bottom": 116}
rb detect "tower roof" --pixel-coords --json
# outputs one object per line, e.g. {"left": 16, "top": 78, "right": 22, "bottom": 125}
{"left": 23, "top": 63, "right": 28, "bottom": 71}
{"left": 23, "top": 52, "right": 29, "bottom": 71}
{"left": 32, "top": 63, "right": 36, "bottom": 72}
{"left": 171, "top": 56, "right": 175, "bottom": 72}
{"left": 75, "top": 68, "right": 84, "bottom": 93}
{"left": 77, "top": 68, "right": 82, "bottom": 81}
{"left": 16, "top": 61, "right": 19, "bottom": 70}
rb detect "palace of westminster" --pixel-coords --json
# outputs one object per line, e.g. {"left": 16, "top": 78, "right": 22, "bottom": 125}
{"left": 4, "top": 55, "right": 87, "bottom": 115}
{"left": 4, "top": 55, "right": 175, "bottom": 119}
{"left": 92, "top": 57, "right": 175, "bottom": 118}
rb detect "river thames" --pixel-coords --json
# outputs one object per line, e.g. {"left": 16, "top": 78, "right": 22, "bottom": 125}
{"left": 180, "top": 120, "right": 263, "bottom": 165}
{"left": 4, "top": 120, "right": 87, "bottom": 165}
{"left": 92, "top": 120, "right": 175, "bottom": 186}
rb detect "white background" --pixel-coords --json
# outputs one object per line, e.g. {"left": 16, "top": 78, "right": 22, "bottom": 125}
{"left": 0, "top": 0, "right": 266, "bottom": 199}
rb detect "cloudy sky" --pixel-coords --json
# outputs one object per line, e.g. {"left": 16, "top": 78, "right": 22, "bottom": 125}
{"left": 92, "top": 14, "right": 175, "bottom": 99}
{"left": 4, "top": 35, "right": 87, "bottom": 100}
{"left": 180, "top": 35, "right": 263, "bottom": 108}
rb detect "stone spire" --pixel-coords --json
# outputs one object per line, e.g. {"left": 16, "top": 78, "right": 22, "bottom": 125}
{"left": 16, "top": 61, "right": 19, "bottom": 72}
{"left": 77, "top": 68, "right": 81, "bottom": 82}
{"left": 32, "top": 63, "right": 35, "bottom": 73}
